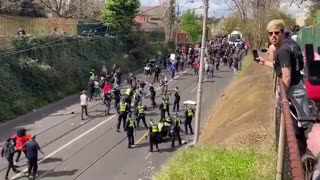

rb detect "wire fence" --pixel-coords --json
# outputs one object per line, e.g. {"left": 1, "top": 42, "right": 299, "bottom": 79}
{"left": 275, "top": 76, "right": 305, "bottom": 180}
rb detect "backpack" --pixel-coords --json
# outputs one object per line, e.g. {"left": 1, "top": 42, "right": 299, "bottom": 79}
{"left": 287, "top": 42, "right": 304, "bottom": 71}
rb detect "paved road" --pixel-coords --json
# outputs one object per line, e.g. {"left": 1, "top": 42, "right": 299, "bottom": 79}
{"left": 0, "top": 66, "right": 234, "bottom": 180}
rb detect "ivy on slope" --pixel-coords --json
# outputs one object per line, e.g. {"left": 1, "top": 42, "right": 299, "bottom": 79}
{"left": 0, "top": 34, "right": 171, "bottom": 120}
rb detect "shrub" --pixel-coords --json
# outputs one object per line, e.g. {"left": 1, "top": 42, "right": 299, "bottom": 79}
{"left": 0, "top": 34, "right": 170, "bottom": 121}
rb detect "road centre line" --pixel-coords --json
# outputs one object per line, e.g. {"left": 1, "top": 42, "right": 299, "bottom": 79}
{"left": 191, "top": 86, "right": 198, "bottom": 93}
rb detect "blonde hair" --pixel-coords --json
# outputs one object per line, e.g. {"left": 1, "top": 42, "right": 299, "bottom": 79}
{"left": 267, "top": 19, "right": 285, "bottom": 31}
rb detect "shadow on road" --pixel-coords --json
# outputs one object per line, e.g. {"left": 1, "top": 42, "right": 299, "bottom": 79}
{"left": 37, "top": 169, "right": 78, "bottom": 178}
{"left": 40, "top": 157, "right": 63, "bottom": 164}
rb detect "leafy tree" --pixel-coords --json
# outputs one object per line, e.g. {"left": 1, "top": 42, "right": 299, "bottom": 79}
{"left": 179, "top": 10, "right": 201, "bottom": 42}
{"left": 101, "top": 0, "right": 140, "bottom": 34}
{"left": 305, "top": 1, "right": 320, "bottom": 26}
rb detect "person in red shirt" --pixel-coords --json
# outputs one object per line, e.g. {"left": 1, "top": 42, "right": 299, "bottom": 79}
{"left": 193, "top": 59, "right": 199, "bottom": 75}
{"left": 103, "top": 82, "right": 111, "bottom": 94}
{"left": 12, "top": 129, "right": 32, "bottom": 165}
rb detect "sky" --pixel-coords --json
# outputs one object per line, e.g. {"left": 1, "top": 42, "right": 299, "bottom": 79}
{"left": 140, "top": 0, "right": 307, "bottom": 18}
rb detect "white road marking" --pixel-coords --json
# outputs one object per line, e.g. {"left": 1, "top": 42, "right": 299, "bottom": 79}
{"left": 10, "top": 115, "right": 116, "bottom": 180}
{"left": 11, "top": 68, "right": 192, "bottom": 180}
{"left": 145, "top": 152, "right": 152, "bottom": 160}
{"left": 191, "top": 86, "right": 198, "bottom": 93}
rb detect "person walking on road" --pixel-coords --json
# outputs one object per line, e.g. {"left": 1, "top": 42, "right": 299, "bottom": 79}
{"left": 113, "top": 85, "right": 121, "bottom": 110}
{"left": 149, "top": 83, "right": 156, "bottom": 107}
{"left": 159, "top": 97, "right": 170, "bottom": 120}
{"left": 153, "top": 65, "right": 161, "bottom": 82}
{"left": 136, "top": 102, "right": 148, "bottom": 129}
{"left": 173, "top": 87, "right": 181, "bottom": 112}
{"left": 80, "top": 90, "right": 89, "bottom": 120}
{"left": 149, "top": 119, "right": 160, "bottom": 152}
{"left": 117, "top": 98, "right": 129, "bottom": 132}
{"left": 1, "top": 138, "right": 20, "bottom": 180}
{"left": 124, "top": 113, "right": 136, "bottom": 149}
{"left": 184, "top": 105, "right": 194, "bottom": 135}
{"left": 170, "top": 63, "right": 176, "bottom": 79}
{"left": 171, "top": 114, "right": 182, "bottom": 147}
{"left": 20, "top": 135, "right": 44, "bottom": 180}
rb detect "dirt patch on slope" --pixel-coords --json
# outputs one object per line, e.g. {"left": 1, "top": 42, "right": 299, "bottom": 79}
{"left": 199, "top": 61, "right": 275, "bottom": 148}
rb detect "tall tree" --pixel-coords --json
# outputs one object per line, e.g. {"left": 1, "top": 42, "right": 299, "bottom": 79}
{"left": 101, "top": 0, "right": 140, "bottom": 34}
{"left": 179, "top": 10, "right": 201, "bottom": 42}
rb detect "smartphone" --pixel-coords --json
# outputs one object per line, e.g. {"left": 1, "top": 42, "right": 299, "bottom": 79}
{"left": 252, "top": 50, "right": 259, "bottom": 61}
{"left": 305, "top": 44, "right": 314, "bottom": 62}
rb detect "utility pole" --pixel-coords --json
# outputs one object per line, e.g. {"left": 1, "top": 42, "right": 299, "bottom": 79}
{"left": 174, "top": 0, "right": 179, "bottom": 46}
{"left": 192, "top": 0, "right": 209, "bottom": 145}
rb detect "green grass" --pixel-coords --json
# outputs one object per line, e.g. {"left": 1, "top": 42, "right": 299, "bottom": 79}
{"left": 237, "top": 54, "right": 253, "bottom": 80}
{"left": 154, "top": 145, "right": 275, "bottom": 180}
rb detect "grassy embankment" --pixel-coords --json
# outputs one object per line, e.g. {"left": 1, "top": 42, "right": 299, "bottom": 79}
{"left": 154, "top": 55, "right": 276, "bottom": 180}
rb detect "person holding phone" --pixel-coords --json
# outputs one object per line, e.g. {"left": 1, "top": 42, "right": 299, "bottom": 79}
{"left": 256, "top": 19, "right": 310, "bottom": 152}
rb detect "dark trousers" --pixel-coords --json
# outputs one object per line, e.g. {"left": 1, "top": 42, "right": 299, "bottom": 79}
{"left": 5, "top": 158, "right": 18, "bottom": 179}
{"left": 117, "top": 113, "right": 127, "bottom": 130}
{"left": 161, "top": 109, "right": 169, "bottom": 119}
{"left": 149, "top": 134, "right": 159, "bottom": 152}
{"left": 185, "top": 117, "right": 194, "bottom": 134}
{"left": 115, "top": 99, "right": 120, "bottom": 111}
{"left": 216, "top": 62, "right": 220, "bottom": 70}
{"left": 171, "top": 128, "right": 182, "bottom": 147}
{"left": 154, "top": 74, "right": 159, "bottom": 82}
{"left": 173, "top": 101, "right": 180, "bottom": 111}
{"left": 127, "top": 128, "right": 134, "bottom": 148}
{"left": 150, "top": 95, "right": 156, "bottom": 107}
{"left": 27, "top": 159, "right": 38, "bottom": 178}
{"left": 15, "top": 150, "right": 27, "bottom": 162}
{"left": 137, "top": 115, "right": 148, "bottom": 129}
{"left": 81, "top": 105, "right": 89, "bottom": 120}
{"left": 171, "top": 72, "right": 175, "bottom": 79}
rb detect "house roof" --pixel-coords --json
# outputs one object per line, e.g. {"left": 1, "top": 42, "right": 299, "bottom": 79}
{"left": 137, "top": 6, "right": 166, "bottom": 17}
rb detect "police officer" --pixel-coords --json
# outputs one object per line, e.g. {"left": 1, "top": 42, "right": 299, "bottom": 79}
{"left": 173, "top": 87, "right": 181, "bottom": 112}
{"left": 124, "top": 113, "right": 136, "bottom": 148}
{"left": 184, "top": 106, "right": 194, "bottom": 135}
{"left": 171, "top": 113, "right": 182, "bottom": 147}
{"left": 125, "top": 86, "right": 133, "bottom": 111}
{"left": 89, "top": 69, "right": 95, "bottom": 80}
{"left": 117, "top": 98, "right": 129, "bottom": 132}
{"left": 149, "top": 119, "right": 160, "bottom": 152}
{"left": 159, "top": 97, "right": 170, "bottom": 119}
{"left": 136, "top": 102, "right": 148, "bottom": 129}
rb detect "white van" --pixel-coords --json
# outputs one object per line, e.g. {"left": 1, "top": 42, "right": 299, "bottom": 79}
{"left": 227, "top": 30, "right": 243, "bottom": 46}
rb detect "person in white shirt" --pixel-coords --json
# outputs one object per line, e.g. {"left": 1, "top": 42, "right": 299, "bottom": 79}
{"left": 80, "top": 90, "right": 89, "bottom": 120}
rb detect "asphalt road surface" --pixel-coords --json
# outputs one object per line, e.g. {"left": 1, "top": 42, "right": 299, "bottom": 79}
{"left": 0, "top": 66, "right": 234, "bottom": 180}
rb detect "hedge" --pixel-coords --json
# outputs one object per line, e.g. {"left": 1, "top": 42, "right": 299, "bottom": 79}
{"left": 0, "top": 34, "right": 174, "bottom": 121}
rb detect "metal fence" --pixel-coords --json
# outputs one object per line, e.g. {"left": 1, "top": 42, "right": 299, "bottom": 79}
{"left": 298, "top": 18, "right": 320, "bottom": 51}
{"left": 275, "top": 77, "right": 305, "bottom": 179}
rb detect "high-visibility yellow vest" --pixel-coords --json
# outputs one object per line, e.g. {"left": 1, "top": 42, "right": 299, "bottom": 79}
{"left": 163, "top": 102, "right": 168, "bottom": 110}
{"left": 187, "top": 109, "right": 193, "bottom": 116}
{"left": 176, "top": 118, "right": 181, "bottom": 127}
{"left": 138, "top": 106, "right": 144, "bottom": 114}
{"left": 120, "top": 102, "right": 127, "bottom": 112}
{"left": 128, "top": 118, "right": 135, "bottom": 128}
{"left": 126, "top": 88, "right": 132, "bottom": 95}
{"left": 152, "top": 124, "right": 158, "bottom": 133}
{"left": 158, "top": 122, "right": 164, "bottom": 132}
